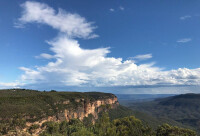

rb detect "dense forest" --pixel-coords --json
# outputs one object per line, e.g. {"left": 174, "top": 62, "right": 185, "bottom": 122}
{"left": 0, "top": 112, "right": 197, "bottom": 136}
{"left": 0, "top": 89, "right": 115, "bottom": 122}
{"left": 129, "top": 93, "right": 200, "bottom": 134}
{"left": 38, "top": 113, "right": 196, "bottom": 136}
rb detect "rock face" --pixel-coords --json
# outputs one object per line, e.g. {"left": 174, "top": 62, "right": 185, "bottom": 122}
{"left": 58, "top": 95, "right": 119, "bottom": 121}
{"left": 26, "top": 94, "right": 119, "bottom": 130}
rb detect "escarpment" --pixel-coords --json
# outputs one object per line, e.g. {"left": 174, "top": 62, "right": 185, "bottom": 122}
{"left": 24, "top": 96, "right": 118, "bottom": 135}
{"left": 0, "top": 89, "right": 119, "bottom": 135}
{"left": 58, "top": 96, "right": 119, "bottom": 121}
{"left": 27, "top": 94, "right": 119, "bottom": 126}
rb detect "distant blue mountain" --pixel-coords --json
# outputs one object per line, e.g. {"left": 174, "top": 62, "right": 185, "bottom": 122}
{"left": 115, "top": 94, "right": 176, "bottom": 106}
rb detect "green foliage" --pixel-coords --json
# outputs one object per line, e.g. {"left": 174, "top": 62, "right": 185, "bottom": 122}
{"left": 113, "top": 116, "right": 153, "bottom": 136}
{"left": 50, "top": 90, "right": 57, "bottom": 92}
{"left": 95, "top": 112, "right": 116, "bottom": 136}
{"left": 44, "top": 121, "right": 60, "bottom": 134}
{"left": 28, "top": 124, "right": 40, "bottom": 132}
{"left": 38, "top": 114, "right": 196, "bottom": 136}
{"left": 156, "top": 124, "right": 197, "bottom": 136}
{"left": 59, "top": 121, "right": 69, "bottom": 134}
{"left": 0, "top": 89, "right": 115, "bottom": 124}
{"left": 108, "top": 104, "right": 169, "bottom": 131}
{"left": 83, "top": 114, "right": 94, "bottom": 127}
{"left": 0, "top": 114, "right": 26, "bottom": 135}
{"left": 108, "top": 105, "right": 136, "bottom": 120}
{"left": 71, "top": 128, "right": 94, "bottom": 136}
{"left": 129, "top": 93, "right": 200, "bottom": 132}
{"left": 40, "top": 119, "right": 91, "bottom": 136}
{"left": 0, "top": 111, "right": 197, "bottom": 136}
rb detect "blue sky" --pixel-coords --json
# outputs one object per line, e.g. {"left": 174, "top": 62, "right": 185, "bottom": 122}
{"left": 0, "top": 0, "right": 200, "bottom": 93}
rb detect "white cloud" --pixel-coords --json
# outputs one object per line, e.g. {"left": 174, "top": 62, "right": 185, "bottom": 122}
{"left": 119, "top": 6, "right": 124, "bottom": 11}
{"left": 180, "top": 15, "right": 191, "bottom": 20}
{"left": 18, "top": 1, "right": 98, "bottom": 39}
{"left": 110, "top": 8, "right": 115, "bottom": 12}
{"left": 35, "top": 53, "right": 54, "bottom": 59}
{"left": 14, "top": 1, "right": 200, "bottom": 89}
{"left": 13, "top": 22, "right": 25, "bottom": 28}
{"left": 177, "top": 38, "right": 192, "bottom": 43}
{"left": 132, "top": 54, "right": 152, "bottom": 61}
{"left": 0, "top": 82, "right": 22, "bottom": 89}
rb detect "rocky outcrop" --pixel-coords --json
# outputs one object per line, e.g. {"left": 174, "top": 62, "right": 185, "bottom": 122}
{"left": 58, "top": 95, "right": 119, "bottom": 121}
{"left": 25, "top": 94, "right": 119, "bottom": 134}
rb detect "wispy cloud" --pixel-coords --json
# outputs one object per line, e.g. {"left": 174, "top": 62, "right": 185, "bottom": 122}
{"left": 109, "top": 8, "right": 115, "bottom": 12}
{"left": 119, "top": 6, "right": 124, "bottom": 11}
{"left": 35, "top": 53, "right": 54, "bottom": 59}
{"left": 13, "top": 22, "right": 25, "bottom": 28}
{"left": 177, "top": 38, "right": 192, "bottom": 43}
{"left": 132, "top": 54, "right": 152, "bottom": 61}
{"left": 0, "top": 82, "right": 22, "bottom": 89}
{"left": 180, "top": 15, "right": 192, "bottom": 20}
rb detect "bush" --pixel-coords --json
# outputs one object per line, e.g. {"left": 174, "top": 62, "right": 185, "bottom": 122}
{"left": 156, "top": 124, "right": 197, "bottom": 136}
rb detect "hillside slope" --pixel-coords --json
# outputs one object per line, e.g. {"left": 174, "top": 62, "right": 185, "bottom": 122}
{"left": 0, "top": 89, "right": 119, "bottom": 135}
{"left": 129, "top": 93, "right": 200, "bottom": 132}
{"left": 0, "top": 89, "right": 118, "bottom": 121}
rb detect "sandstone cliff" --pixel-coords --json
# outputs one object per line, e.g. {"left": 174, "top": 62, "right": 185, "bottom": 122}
{"left": 25, "top": 94, "right": 119, "bottom": 135}
{"left": 58, "top": 95, "right": 119, "bottom": 121}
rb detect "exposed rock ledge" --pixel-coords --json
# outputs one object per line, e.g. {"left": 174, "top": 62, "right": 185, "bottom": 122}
{"left": 60, "top": 96, "right": 119, "bottom": 121}
{"left": 26, "top": 95, "right": 119, "bottom": 134}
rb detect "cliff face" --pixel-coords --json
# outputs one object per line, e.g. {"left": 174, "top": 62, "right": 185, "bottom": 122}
{"left": 59, "top": 96, "right": 119, "bottom": 121}
{"left": 26, "top": 94, "right": 119, "bottom": 128}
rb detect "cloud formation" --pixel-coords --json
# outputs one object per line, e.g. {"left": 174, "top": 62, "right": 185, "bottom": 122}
{"left": 119, "top": 6, "right": 124, "bottom": 11}
{"left": 132, "top": 54, "right": 152, "bottom": 61}
{"left": 177, "top": 38, "right": 192, "bottom": 43}
{"left": 19, "top": 1, "right": 98, "bottom": 39}
{"left": 0, "top": 82, "right": 22, "bottom": 89}
{"left": 180, "top": 15, "right": 191, "bottom": 20}
{"left": 35, "top": 53, "right": 54, "bottom": 59}
{"left": 110, "top": 8, "right": 115, "bottom": 12}
{"left": 15, "top": 1, "right": 200, "bottom": 89}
